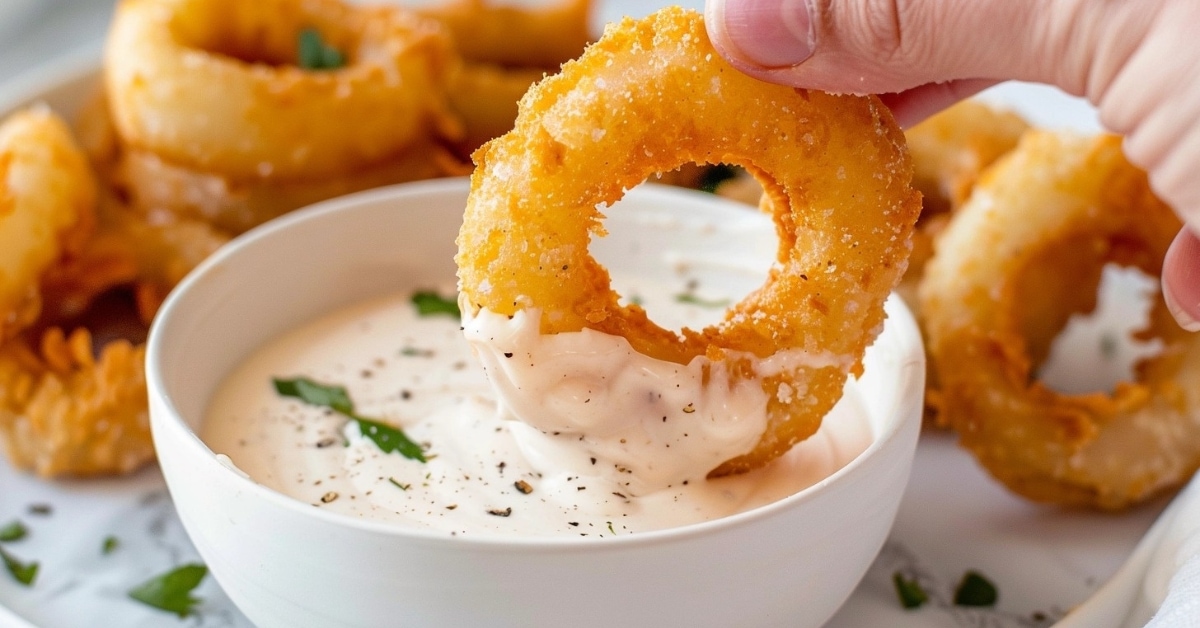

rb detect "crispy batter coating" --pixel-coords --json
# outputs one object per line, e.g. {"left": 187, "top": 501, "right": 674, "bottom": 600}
{"left": 0, "top": 327, "right": 150, "bottom": 477}
{"left": 0, "top": 108, "right": 96, "bottom": 342}
{"left": 920, "top": 132, "right": 1200, "bottom": 510}
{"left": 457, "top": 8, "right": 920, "bottom": 476}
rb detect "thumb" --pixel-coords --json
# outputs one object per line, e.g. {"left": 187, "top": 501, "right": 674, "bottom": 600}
{"left": 1164, "top": 228, "right": 1200, "bottom": 332}
{"left": 704, "top": 0, "right": 1157, "bottom": 126}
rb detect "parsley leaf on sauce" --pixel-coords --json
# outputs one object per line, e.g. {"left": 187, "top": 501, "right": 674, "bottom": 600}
{"left": 675, "top": 293, "right": 731, "bottom": 308}
{"left": 411, "top": 290, "right": 461, "bottom": 318}
{"left": 128, "top": 563, "right": 208, "bottom": 618}
{"left": 102, "top": 536, "right": 120, "bottom": 555}
{"left": 0, "top": 546, "right": 38, "bottom": 586}
{"left": 297, "top": 28, "right": 345, "bottom": 70}
{"left": 274, "top": 377, "right": 426, "bottom": 462}
{"left": 892, "top": 572, "right": 929, "bottom": 609}
{"left": 953, "top": 570, "right": 998, "bottom": 607}
{"left": 0, "top": 520, "right": 27, "bottom": 542}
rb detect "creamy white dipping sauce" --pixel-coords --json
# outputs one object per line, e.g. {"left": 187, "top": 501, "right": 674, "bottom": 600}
{"left": 203, "top": 288, "right": 873, "bottom": 538}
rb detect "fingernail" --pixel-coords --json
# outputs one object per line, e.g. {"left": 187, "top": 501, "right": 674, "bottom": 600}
{"left": 709, "top": 0, "right": 815, "bottom": 68}
{"left": 1163, "top": 227, "right": 1200, "bottom": 332}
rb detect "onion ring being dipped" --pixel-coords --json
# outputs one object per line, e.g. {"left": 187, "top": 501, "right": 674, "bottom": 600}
{"left": 920, "top": 132, "right": 1200, "bottom": 510}
{"left": 456, "top": 8, "right": 920, "bottom": 492}
{"left": 0, "top": 108, "right": 96, "bottom": 342}
{"left": 104, "top": 0, "right": 458, "bottom": 181}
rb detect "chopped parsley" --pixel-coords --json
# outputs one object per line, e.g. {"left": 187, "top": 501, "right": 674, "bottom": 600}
{"left": 892, "top": 572, "right": 928, "bottom": 609}
{"left": 0, "top": 520, "right": 27, "bottom": 542}
{"left": 675, "top": 293, "right": 730, "bottom": 308}
{"left": 954, "top": 570, "right": 998, "bottom": 607}
{"left": 296, "top": 28, "right": 345, "bottom": 70}
{"left": 0, "top": 546, "right": 37, "bottom": 586}
{"left": 698, "top": 164, "right": 739, "bottom": 193}
{"left": 411, "top": 290, "right": 461, "bottom": 318}
{"left": 102, "top": 536, "right": 120, "bottom": 555}
{"left": 274, "top": 377, "right": 426, "bottom": 462}
{"left": 388, "top": 477, "right": 411, "bottom": 491}
{"left": 128, "top": 564, "right": 208, "bottom": 618}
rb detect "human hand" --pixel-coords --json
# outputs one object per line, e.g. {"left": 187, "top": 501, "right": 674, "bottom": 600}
{"left": 704, "top": 0, "right": 1200, "bottom": 330}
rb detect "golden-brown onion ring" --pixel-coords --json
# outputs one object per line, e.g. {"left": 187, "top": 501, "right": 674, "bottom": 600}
{"left": 920, "top": 132, "right": 1200, "bottom": 510}
{"left": 105, "top": 0, "right": 458, "bottom": 180}
{"left": 113, "top": 140, "right": 465, "bottom": 234}
{"left": 457, "top": 7, "right": 920, "bottom": 476}
{"left": 418, "top": 0, "right": 592, "bottom": 69}
{"left": 445, "top": 64, "right": 545, "bottom": 157}
{"left": 0, "top": 327, "right": 150, "bottom": 477}
{"left": 0, "top": 108, "right": 95, "bottom": 342}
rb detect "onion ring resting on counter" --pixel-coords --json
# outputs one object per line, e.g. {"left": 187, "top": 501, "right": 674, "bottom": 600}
{"left": 104, "top": 0, "right": 459, "bottom": 181}
{"left": 920, "top": 132, "right": 1200, "bottom": 510}
{"left": 456, "top": 7, "right": 920, "bottom": 491}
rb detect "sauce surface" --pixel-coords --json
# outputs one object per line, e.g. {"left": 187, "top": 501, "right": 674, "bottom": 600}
{"left": 202, "top": 289, "right": 874, "bottom": 538}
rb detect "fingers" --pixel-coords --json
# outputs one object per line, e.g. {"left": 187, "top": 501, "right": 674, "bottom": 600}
{"left": 1164, "top": 228, "right": 1200, "bottom": 332}
{"left": 704, "top": 0, "right": 1157, "bottom": 97}
{"left": 878, "top": 78, "right": 998, "bottom": 128}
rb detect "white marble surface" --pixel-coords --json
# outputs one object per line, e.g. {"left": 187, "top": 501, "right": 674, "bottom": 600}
{"left": 0, "top": 1, "right": 1168, "bottom": 627}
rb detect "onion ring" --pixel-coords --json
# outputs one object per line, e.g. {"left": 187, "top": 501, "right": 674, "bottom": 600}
{"left": 456, "top": 8, "right": 919, "bottom": 482}
{"left": 920, "top": 132, "right": 1200, "bottom": 510}
{"left": 105, "top": 0, "right": 458, "bottom": 181}
{"left": 0, "top": 327, "right": 151, "bottom": 477}
{"left": 417, "top": 0, "right": 592, "bottom": 69}
{"left": 0, "top": 108, "right": 95, "bottom": 342}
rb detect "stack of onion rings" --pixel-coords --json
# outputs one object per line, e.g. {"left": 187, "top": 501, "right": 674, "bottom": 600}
{"left": 457, "top": 7, "right": 920, "bottom": 478}
{"left": 920, "top": 132, "right": 1200, "bottom": 510}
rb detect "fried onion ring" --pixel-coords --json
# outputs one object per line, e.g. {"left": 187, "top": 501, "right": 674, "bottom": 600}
{"left": 0, "top": 108, "right": 96, "bottom": 342}
{"left": 105, "top": 0, "right": 458, "bottom": 180}
{"left": 920, "top": 132, "right": 1200, "bottom": 510}
{"left": 456, "top": 8, "right": 919, "bottom": 484}
{"left": 0, "top": 327, "right": 150, "bottom": 477}
{"left": 417, "top": 0, "right": 592, "bottom": 69}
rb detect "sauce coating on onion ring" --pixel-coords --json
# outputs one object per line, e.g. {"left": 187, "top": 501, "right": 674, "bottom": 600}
{"left": 456, "top": 7, "right": 920, "bottom": 484}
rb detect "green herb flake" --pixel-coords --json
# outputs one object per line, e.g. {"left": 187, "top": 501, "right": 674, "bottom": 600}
{"left": 128, "top": 563, "right": 208, "bottom": 618}
{"left": 355, "top": 417, "right": 426, "bottom": 462}
{"left": 297, "top": 28, "right": 345, "bottom": 70}
{"left": 274, "top": 377, "right": 354, "bottom": 414}
{"left": 892, "top": 572, "right": 928, "bottom": 609}
{"left": 273, "top": 377, "right": 425, "bottom": 462}
{"left": 102, "top": 536, "right": 120, "bottom": 555}
{"left": 0, "top": 520, "right": 27, "bottom": 542}
{"left": 675, "top": 293, "right": 731, "bottom": 308}
{"left": 953, "top": 570, "right": 998, "bottom": 607}
{"left": 0, "top": 546, "right": 38, "bottom": 586}
{"left": 388, "top": 477, "right": 411, "bottom": 491}
{"left": 698, "top": 164, "right": 739, "bottom": 193}
{"left": 411, "top": 290, "right": 461, "bottom": 318}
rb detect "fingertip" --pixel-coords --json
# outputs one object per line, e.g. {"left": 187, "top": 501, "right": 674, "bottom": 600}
{"left": 1163, "top": 227, "right": 1200, "bottom": 332}
{"left": 705, "top": 0, "right": 814, "bottom": 70}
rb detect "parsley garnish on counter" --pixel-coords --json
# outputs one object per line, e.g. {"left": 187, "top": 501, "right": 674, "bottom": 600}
{"left": 0, "top": 520, "right": 27, "bottom": 542}
{"left": 0, "top": 546, "right": 37, "bottom": 586}
{"left": 892, "top": 572, "right": 928, "bottom": 609}
{"left": 128, "top": 563, "right": 208, "bottom": 618}
{"left": 953, "top": 570, "right": 998, "bottom": 607}
{"left": 411, "top": 290, "right": 461, "bottom": 318}
{"left": 274, "top": 377, "right": 426, "bottom": 462}
{"left": 297, "top": 28, "right": 345, "bottom": 70}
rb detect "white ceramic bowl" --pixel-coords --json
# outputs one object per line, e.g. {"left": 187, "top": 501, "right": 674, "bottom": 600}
{"left": 146, "top": 178, "right": 924, "bottom": 628}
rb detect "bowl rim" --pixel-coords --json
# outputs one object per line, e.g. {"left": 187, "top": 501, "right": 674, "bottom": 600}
{"left": 147, "top": 177, "right": 925, "bottom": 550}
